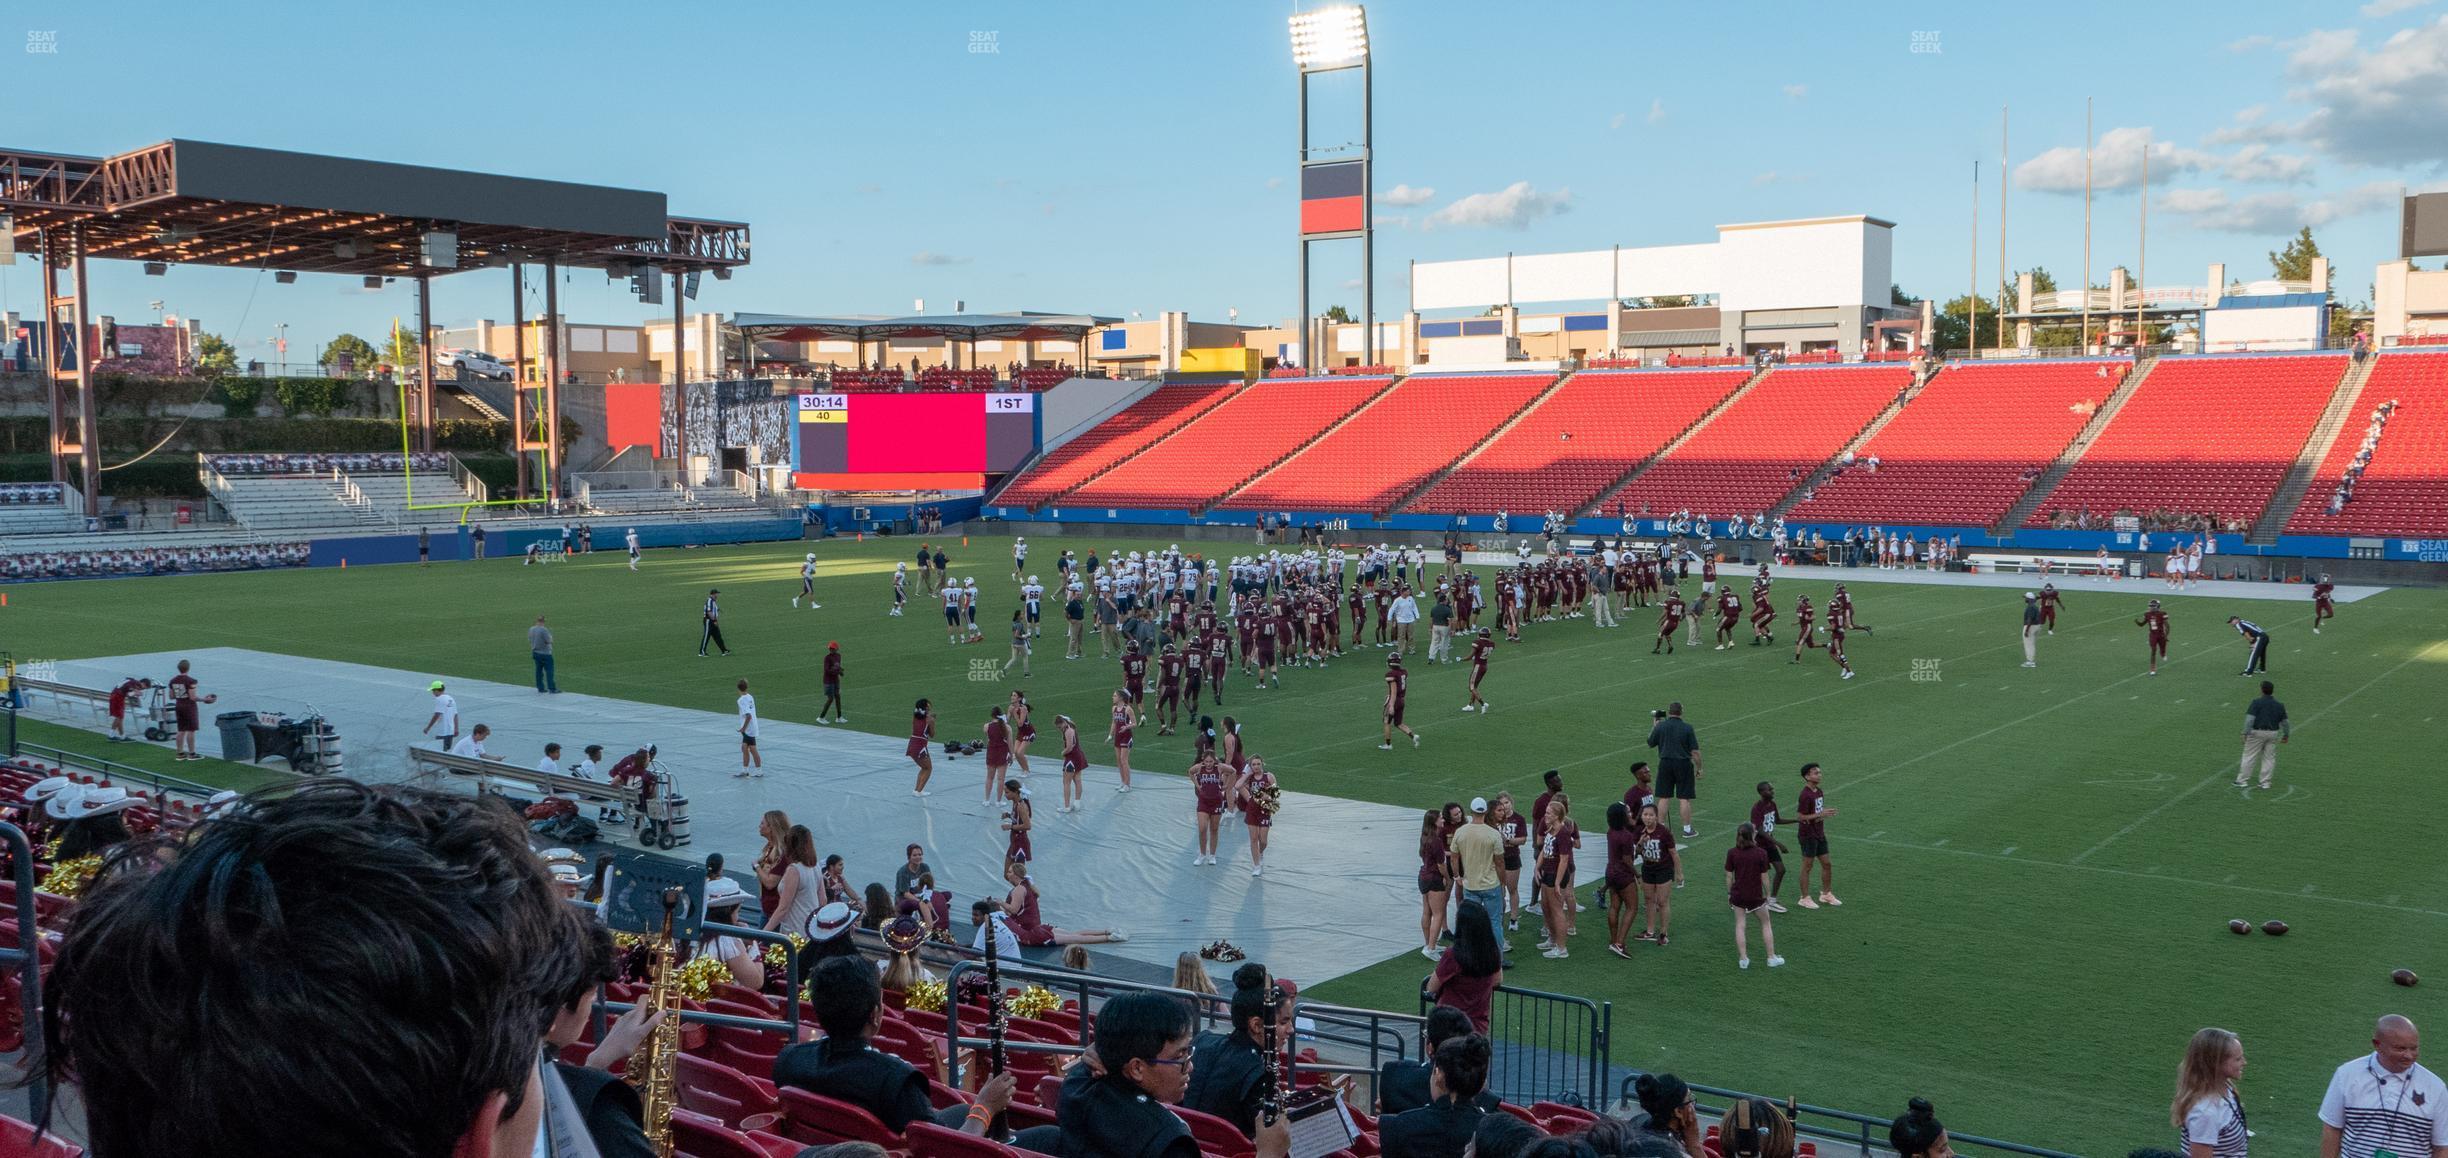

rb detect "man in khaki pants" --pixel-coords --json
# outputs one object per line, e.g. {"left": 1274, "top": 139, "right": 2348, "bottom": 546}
{"left": 2238, "top": 680, "right": 2289, "bottom": 791}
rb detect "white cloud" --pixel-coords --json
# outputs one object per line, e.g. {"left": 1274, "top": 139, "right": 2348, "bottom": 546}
{"left": 1422, "top": 182, "right": 1573, "bottom": 231}
{"left": 1609, "top": 112, "right": 1627, "bottom": 130}
{"left": 1377, "top": 183, "right": 1436, "bottom": 206}
{"left": 2158, "top": 181, "right": 2400, "bottom": 233}
{"left": 1341, "top": 278, "right": 1363, "bottom": 290}
{"left": 2220, "top": 144, "right": 2317, "bottom": 184}
{"left": 1265, "top": 177, "right": 1285, "bottom": 190}
{"left": 1751, "top": 171, "right": 1807, "bottom": 186}
{"left": 1646, "top": 98, "right": 1666, "bottom": 125}
{"left": 2227, "top": 34, "right": 2277, "bottom": 52}
{"left": 2360, "top": 0, "right": 2431, "bottom": 19}
{"left": 2015, "top": 127, "right": 2216, "bottom": 192}
{"left": 2280, "top": 17, "right": 2448, "bottom": 168}
{"left": 1782, "top": 84, "right": 1808, "bottom": 98}
{"left": 911, "top": 251, "right": 969, "bottom": 266}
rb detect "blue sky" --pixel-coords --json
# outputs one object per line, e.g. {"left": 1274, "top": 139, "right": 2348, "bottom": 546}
{"left": 7, "top": 0, "right": 2444, "bottom": 358}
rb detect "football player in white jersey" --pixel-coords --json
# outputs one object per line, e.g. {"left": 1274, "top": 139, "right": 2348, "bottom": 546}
{"left": 890, "top": 561, "right": 908, "bottom": 615}
{"left": 1021, "top": 575, "right": 1046, "bottom": 637}
{"left": 625, "top": 527, "right": 641, "bottom": 571}
{"left": 943, "top": 581, "right": 966, "bottom": 645}
{"left": 793, "top": 552, "right": 821, "bottom": 610}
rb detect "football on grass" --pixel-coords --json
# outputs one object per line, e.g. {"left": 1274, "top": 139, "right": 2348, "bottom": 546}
{"left": 2228, "top": 920, "right": 2252, "bottom": 935}
{"left": 2261, "top": 920, "right": 2289, "bottom": 936}
{"left": 2393, "top": 969, "right": 2419, "bottom": 988}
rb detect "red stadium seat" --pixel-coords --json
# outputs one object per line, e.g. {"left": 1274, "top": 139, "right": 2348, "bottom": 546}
{"left": 906, "top": 1121, "right": 1026, "bottom": 1156}
{"left": 2034, "top": 354, "right": 2349, "bottom": 529}
{"left": 997, "top": 384, "right": 1237, "bottom": 508}
{"left": 670, "top": 1109, "right": 786, "bottom": 1158}
{"left": 676, "top": 1054, "right": 781, "bottom": 1126}
{"left": 1175, "top": 1103, "right": 1256, "bottom": 1154}
{"left": 1221, "top": 373, "right": 1558, "bottom": 514}
{"left": 777, "top": 1088, "right": 900, "bottom": 1147}
{"left": 2286, "top": 350, "right": 2448, "bottom": 536}
{"left": 0, "top": 1115, "right": 79, "bottom": 1158}
{"left": 1066, "top": 377, "right": 1394, "bottom": 510}
{"left": 1411, "top": 368, "right": 1753, "bottom": 516}
{"left": 1608, "top": 365, "right": 1914, "bottom": 517}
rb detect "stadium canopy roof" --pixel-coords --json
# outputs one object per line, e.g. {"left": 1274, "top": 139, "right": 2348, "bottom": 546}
{"left": 733, "top": 312, "right": 1120, "bottom": 342}
{"left": 0, "top": 139, "right": 748, "bottom": 274}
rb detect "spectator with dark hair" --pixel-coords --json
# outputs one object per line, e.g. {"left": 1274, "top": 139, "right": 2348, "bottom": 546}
{"left": 1515, "top": 1139, "right": 1601, "bottom": 1158}
{"left": 1183, "top": 962, "right": 1298, "bottom": 1138}
{"left": 1427, "top": 899, "right": 1504, "bottom": 1034}
{"left": 43, "top": 781, "right": 587, "bottom": 1158}
{"left": 1633, "top": 1072, "right": 1706, "bottom": 1156}
{"left": 1042, "top": 991, "right": 1291, "bottom": 1157}
{"left": 774, "top": 955, "right": 1013, "bottom": 1136}
{"left": 544, "top": 922, "right": 666, "bottom": 1158}
{"left": 1380, "top": 1032, "right": 1494, "bottom": 1158}
{"left": 1469, "top": 1113, "right": 1548, "bottom": 1158}
{"left": 1890, "top": 1097, "right": 1956, "bottom": 1158}
{"left": 1723, "top": 1096, "right": 1796, "bottom": 1158}
{"left": 1381, "top": 1006, "right": 1503, "bottom": 1116}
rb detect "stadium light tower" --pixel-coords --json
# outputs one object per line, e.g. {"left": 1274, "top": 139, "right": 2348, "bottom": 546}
{"left": 1290, "top": 5, "right": 1372, "bottom": 368}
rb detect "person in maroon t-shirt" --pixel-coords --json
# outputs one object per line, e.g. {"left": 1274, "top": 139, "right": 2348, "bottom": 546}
{"left": 1632, "top": 802, "right": 1677, "bottom": 945}
{"left": 1652, "top": 589, "right": 1685, "bottom": 655}
{"left": 1621, "top": 763, "right": 1658, "bottom": 827}
{"left": 1793, "top": 762, "right": 1841, "bottom": 909}
{"left": 1416, "top": 810, "right": 1452, "bottom": 959}
{"left": 1463, "top": 628, "right": 1495, "bottom": 713}
{"left": 107, "top": 677, "right": 150, "bottom": 742}
{"left": 1492, "top": 792, "right": 1529, "bottom": 931}
{"left": 2311, "top": 574, "right": 2335, "bottom": 633}
{"left": 1380, "top": 655, "right": 1420, "bottom": 750}
{"left": 818, "top": 643, "right": 845, "bottom": 724}
{"left": 1534, "top": 794, "right": 1576, "bottom": 958}
{"left": 1602, "top": 802, "right": 1641, "bottom": 958}
{"left": 1748, "top": 782, "right": 1790, "bottom": 913}
{"left": 1190, "top": 751, "right": 1228, "bottom": 865}
{"left": 1724, "top": 823, "right": 1783, "bottom": 969}
{"left": 2136, "top": 598, "right": 2172, "bottom": 676}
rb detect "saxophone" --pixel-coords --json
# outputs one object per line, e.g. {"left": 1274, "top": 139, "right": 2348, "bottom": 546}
{"left": 629, "top": 887, "right": 685, "bottom": 1158}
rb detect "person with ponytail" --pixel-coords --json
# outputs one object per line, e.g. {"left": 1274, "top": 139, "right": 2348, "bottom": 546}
{"left": 1181, "top": 962, "right": 1296, "bottom": 1140}
{"left": 2172, "top": 1028, "right": 2249, "bottom": 1158}
{"left": 1631, "top": 1071, "right": 1704, "bottom": 1157}
{"left": 1724, "top": 1097, "right": 1797, "bottom": 1158}
{"left": 1889, "top": 1097, "right": 1956, "bottom": 1158}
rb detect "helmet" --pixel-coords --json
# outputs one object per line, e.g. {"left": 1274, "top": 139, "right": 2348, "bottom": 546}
{"left": 1029, "top": 574, "right": 1039, "bottom": 584}
{"left": 2148, "top": 598, "right": 2162, "bottom": 607}
{"left": 896, "top": 561, "right": 907, "bottom": 570}
{"left": 806, "top": 553, "right": 816, "bottom": 561}
{"left": 965, "top": 577, "right": 977, "bottom": 587}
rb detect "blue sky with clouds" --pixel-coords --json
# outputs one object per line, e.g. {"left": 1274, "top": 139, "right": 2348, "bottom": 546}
{"left": 6, "top": 0, "right": 2444, "bottom": 356}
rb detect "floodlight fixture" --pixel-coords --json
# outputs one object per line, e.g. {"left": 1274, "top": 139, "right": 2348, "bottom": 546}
{"left": 1289, "top": 5, "right": 1368, "bottom": 71}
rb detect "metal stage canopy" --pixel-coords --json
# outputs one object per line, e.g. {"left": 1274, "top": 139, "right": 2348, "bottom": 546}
{"left": 733, "top": 312, "right": 1117, "bottom": 343}
{"left": 1, "top": 138, "right": 750, "bottom": 501}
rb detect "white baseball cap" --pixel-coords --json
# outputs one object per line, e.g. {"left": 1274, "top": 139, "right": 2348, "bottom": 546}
{"left": 1469, "top": 797, "right": 1488, "bottom": 814}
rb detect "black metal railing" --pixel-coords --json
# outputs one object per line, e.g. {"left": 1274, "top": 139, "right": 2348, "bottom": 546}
{"left": 1422, "top": 982, "right": 1611, "bottom": 1108}
{"left": 0, "top": 821, "right": 49, "bottom": 1124}
{"left": 1616, "top": 1070, "right": 2082, "bottom": 1158}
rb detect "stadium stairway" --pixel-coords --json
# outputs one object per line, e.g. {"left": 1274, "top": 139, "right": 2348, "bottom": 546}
{"left": 1764, "top": 361, "right": 1936, "bottom": 519}
{"left": 1579, "top": 364, "right": 1772, "bottom": 515}
{"left": 2247, "top": 353, "right": 2377, "bottom": 544}
{"left": 1209, "top": 374, "right": 1421, "bottom": 513}
{"left": 1990, "top": 352, "right": 2159, "bottom": 533}
{"left": 1384, "top": 371, "right": 1577, "bottom": 513}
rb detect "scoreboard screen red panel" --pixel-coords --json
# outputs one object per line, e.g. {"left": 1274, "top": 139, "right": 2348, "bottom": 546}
{"left": 847, "top": 394, "right": 986, "bottom": 471}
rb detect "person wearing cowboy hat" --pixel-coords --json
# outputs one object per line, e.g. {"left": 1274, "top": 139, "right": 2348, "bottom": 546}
{"left": 51, "top": 784, "right": 140, "bottom": 861}
{"left": 539, "top": 848, "right": 588, "bottom": 900}
{"left": 774, "top": 954, "right": 1016, "bottom": 1137}
{"left": 802, "top": 901, "right": 862, "bottom": 968}
{"left": 11, "top": 776, "right": 75, "bottom": 847}
{"left": 877, "top": 914, "right": 935, "bottom": 990}
{"left": 695, "top": 877, "right": 764, "bottom": 989}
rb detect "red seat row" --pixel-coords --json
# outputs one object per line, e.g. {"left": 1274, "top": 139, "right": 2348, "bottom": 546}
{"left": 2285, "top": 350, "right": 2448, "bottom": 536}
{"left": 1607, "top": 365, "right": 1913, "bottom": 515}
{"left": 1409, "top": 369, "right": 1752, "bottom": 515}
{"left": 1067, "top": 378, "right": 1393, "bottom": 510}
{"left": 1221, "top": 374, "right": 1557, "bottom": 513}
{"left": 2033, "top": 354, "right": 2348, "bottom": 528}
{"left": 998, "top": 384, "right": 1236, "bottom": 507}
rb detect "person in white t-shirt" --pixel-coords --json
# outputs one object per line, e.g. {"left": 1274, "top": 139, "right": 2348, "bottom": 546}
{"left": 447, "top": 724, "right": 493, "bottom": 761}
{"left": 422, "top": 681, "right": 460, "bottom": 750}
{"left": 734, "top": 679, "right": 763, "bottom": 778}
{"left": 535, "top": 743, "right": 565, "bottom": 778}
{"left": 2318, "top": 1015, "right": 2446, "bottom": 1158}
{"left": 1390, "top": 587, "right": 1420, "bottom": 655}
{"left": 2172, "top": 1027, "right": 2250, "bottom": 1158}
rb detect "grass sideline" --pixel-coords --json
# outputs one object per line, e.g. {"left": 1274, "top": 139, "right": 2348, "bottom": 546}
{"left": 2, "top": 535, "right": 2441, "bottom": 1155}
{"left": 8, "top": 714, "right": 294, "bottom": 795}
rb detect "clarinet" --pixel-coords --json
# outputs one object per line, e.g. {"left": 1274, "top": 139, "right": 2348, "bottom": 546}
{"left": 982, "top": 914, "right": 1009, "bottom": 1137}
{"left": 1260, "top": 979, "right": 1285, "bottom": 1128}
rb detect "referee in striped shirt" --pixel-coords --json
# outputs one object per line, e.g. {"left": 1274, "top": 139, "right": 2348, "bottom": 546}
{"left": 2318, "top": 1015, "right": 2446, "bottom": 1158}
{"left": 699, "top": 588, "right": 732, "bottom": 658}
{"left": 2226, "top": 616, "right": 2270, "bottom": 676}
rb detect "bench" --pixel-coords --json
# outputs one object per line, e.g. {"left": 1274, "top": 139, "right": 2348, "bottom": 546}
{"left": 8, "top": 677, "right": 117, "bottom": 728}
{"left": 1967, "top": 553, "right": 2125, "bottom": 577}
{"left": 405, "top": 747, "right": 641, "bottom": 814}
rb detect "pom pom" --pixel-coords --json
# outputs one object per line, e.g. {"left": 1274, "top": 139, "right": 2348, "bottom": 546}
{"left": 905, "top": 978, "right": 949, "bottom": 1013}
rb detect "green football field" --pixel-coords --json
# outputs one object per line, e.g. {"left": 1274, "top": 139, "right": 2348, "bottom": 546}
{"left": 6, "top": 533, "right": 2443, "bottom": 1155}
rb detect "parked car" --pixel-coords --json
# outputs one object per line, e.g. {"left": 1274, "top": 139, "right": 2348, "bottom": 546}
{"left": 437, "top": 347, "right": 512, "bottom": 380}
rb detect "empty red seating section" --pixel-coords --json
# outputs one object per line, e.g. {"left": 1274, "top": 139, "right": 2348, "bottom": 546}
{"left": 1012, "top": 366, "right": 1072, "bottom": 391}
{"left": 1607, "top": 365, "right": 1913, "bottom": 516}
{"left": 1789, "top": 359, "right": 2124, "bottom": 526}
{"left": 997, "top": 384, "right": 1234, "bottom": 507}
{"left": 1220, "top": 373, "right": 1555, "bottom": 513}
{"left": 2286, "top": 350, "right": 2448, "bottom": 535}
{"left": 2031, "top": 354, "right": 2346, "bottom": 527}
{"left": 1408, "top": 369, "right": 1751, "bottom": 515}
{"left": 1066, "top": 378, "right": 1392, "bottom": 510}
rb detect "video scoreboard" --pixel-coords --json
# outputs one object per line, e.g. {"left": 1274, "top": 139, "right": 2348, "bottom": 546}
{"left": 791, "top": 392, "right": 1040, "bottom": 489}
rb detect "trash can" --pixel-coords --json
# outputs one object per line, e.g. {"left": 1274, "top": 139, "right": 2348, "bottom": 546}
{"left": 216, "top": 711, "right": 258, "bottom": 763}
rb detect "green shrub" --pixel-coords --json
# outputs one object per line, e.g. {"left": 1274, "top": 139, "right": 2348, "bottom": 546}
{"left": 210, "top": 377, "right": 263, "bottom": 418}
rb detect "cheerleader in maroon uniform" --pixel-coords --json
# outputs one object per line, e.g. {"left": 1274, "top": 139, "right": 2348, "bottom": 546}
{"left": 1000, "top": 861, "right": 1126, "bottom": 946}
{"left": 1191, "top": 751, "right": 1228, "bottom": 865}
{"left": 1000, "top": 778, "right": 1033, "bottom": 866}
{"left": 1234, "top": 756, "right": 1278, "bottom": 877}
{"left": 1106, "top": 690, "right": 1135, "bottom": 792}
{"left": 907, "top": 698, "right": 938, "bottom": 797}
{"left": 1008, "top": 690, "right": 1036, "bottom": 774}
{"left": 1055, "top": 714, "right": 1087, "bottom": 813}
{"left": 1534, "top": 794, "right": 1575, "bottom": 958}
{"left": 982, "top": 706, "right": 1013, "bottom": 805}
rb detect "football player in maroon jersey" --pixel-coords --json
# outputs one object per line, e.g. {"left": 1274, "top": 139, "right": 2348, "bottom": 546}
{"left": 1380, "top": 654, "right": 1421, "bottom": 750}
{"left": 1653, "top": 588, "right": 1685, "bottom": 655}
{"left": 1749, "top": 581, "right": 1776, "bottom": 646}
{"left": 1792, "top": 763, "right": 1840, "bottom": 908}
{"left": 1826, "top": 616, "right": 1856, "bottom": 679}
{"left": 2038, "top": 583, "right": 2065, "bottom": 635}
{"left": 2136, "top": 598, "right": 2171, "bottom": 676}
{"left": 1790, "top": 595, "right": 1819, "bottom": 663}
{"left": 1154, "top": 643, "right": 1186, "bottom": 736}
{"left": 1462, "top": 628, "right": 1495, "bottom": 714}
{"left": 1713, "top": 588, "right": 1743, "bottom": 650}
{"left": 2311, "top": 573, "right": 2335, "bottom": 633}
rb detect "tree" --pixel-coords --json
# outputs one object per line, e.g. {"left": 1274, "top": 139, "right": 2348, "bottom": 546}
{"left": 1930, "top": 292, "right": 2000, "bottom": 355}
{"left": 381, "top": 327, "right": 423, "bottom": 375}
{"left": 1324, "top": 305, "right": 1354, "bottom": 324}
{"left": 2270, "top": 227, "right": 2322, "bottom": 283}
{"left": 194, "top": 332, "right": 237, "bottom": 373}
{"left": 324, "top": 333, "right": 379, "bottom": 375}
